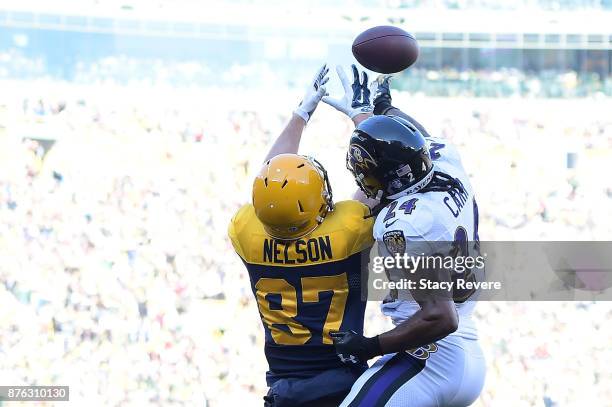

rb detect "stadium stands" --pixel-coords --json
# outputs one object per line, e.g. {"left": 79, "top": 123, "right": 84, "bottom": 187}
{"left": 0, "top": 1, "right": 610, "bottom": 405}
{"left": 0, "top": 81, "right": 610, "bottom": 404}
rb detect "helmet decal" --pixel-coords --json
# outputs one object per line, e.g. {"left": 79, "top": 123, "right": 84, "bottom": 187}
{"left": 349, "top": 143, "right": 378, "bottom": 171}
{"left": 391, "top": 179, "right": 403, "bottom": 190}
{"left": 396, "top": 163, "right": 413, "bottom": 178}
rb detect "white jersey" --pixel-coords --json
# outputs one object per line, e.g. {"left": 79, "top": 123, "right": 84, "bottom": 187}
{"left": 373, "top": 136, "right": 481, "bottom": 340}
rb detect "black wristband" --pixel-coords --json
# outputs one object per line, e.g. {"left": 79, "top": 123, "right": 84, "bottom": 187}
{"left": 373, "top": 101, "right": 394, "bottom": 116}
{"left": 364, "top": 335, "right": 383, "bottom": 360}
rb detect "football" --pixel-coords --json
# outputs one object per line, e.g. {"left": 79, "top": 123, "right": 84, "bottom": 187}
{"left": 352, "top": 26, "right": 419, "bottom": 74}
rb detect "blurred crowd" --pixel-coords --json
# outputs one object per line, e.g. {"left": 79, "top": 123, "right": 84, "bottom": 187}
{"left": 397, "top": 68, "right": 612, "bottom": 98}
{"left": 2, "top": 49, "right": 611, "bottom": 98}
{"left": 0, "top": 81, "right": 611, "bottom": 406}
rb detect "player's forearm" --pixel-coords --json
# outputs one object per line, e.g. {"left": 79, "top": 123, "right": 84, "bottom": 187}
{"left": 263, "top": 113, "right": 306, "bottom": 162}
{"left": 262, "top": 64, "right": 328, "bottom": 162}
{"left": 378, "top": 301, "right": 458, "bottom": 353}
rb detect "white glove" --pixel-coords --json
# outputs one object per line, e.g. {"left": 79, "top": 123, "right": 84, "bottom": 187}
{"left": 322, "top": 65, "right": 373, "bottom": 119}
{"left": 294, "top": 64, "right": 329, "bottom": 123}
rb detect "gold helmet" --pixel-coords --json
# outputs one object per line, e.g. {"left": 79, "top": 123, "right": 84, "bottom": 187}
{"left": 253, "top": 154, "right": 334, "bottom": 240}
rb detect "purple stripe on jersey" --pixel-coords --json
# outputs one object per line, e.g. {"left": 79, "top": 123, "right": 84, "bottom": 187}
{"left": 357, "top": 358, "right": 411, "bottom": 407}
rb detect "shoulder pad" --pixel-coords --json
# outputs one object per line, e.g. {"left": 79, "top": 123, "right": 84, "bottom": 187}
{"left": 228, "top": 204, "right": 255, "bottom": 259}
{"left": 327, "top": 201, "right": 372, "bottom": 236}
{"left": 334, "top": 200, "right": 371, "bottom": 221}
{"left": 331, "top": 200, "right": 374, "bottom": 254}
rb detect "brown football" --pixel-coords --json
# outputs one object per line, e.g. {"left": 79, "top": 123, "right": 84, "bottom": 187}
{"left": 352, "top": 26, "right": 419, "bottom": 74}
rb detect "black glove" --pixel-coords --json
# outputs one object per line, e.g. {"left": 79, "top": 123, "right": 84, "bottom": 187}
{"left": 372, "top": 75, "right": 394, "bottom": 115}
{"left": 350, "top": 64, "right": 371, "bottom": 110}
{"left": 322, "top": 65, "right": 373, "bottom": 119}
{"left": 330, "top": 330, "right": 382, "bottom": 364}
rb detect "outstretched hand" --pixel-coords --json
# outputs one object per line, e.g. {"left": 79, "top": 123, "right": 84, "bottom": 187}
{"left": 322, "top": 64, "right": 373, "bottom": 119}
{"left": 294, "top": 64, "right": 330, "bottom": 123}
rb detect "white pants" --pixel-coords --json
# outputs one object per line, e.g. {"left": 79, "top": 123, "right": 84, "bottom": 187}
{"left": 340, "top": 335, "right": 486, "bottom": 407}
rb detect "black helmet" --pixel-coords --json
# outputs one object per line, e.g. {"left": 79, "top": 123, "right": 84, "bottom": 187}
{"left": 347, "top": 115, "right": 434, "bottom": 199}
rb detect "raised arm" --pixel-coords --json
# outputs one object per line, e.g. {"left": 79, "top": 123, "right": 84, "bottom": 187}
{"left": 322, "top": 64, "right": 378, "bottom": 207}
{"left": 322, "top": 64, "right": 374, "bottom": 128}
{"left": 263, "top": 114, "right": 307, "bottom": 162}
{"left": 372, "top": 75, "right": 433, "bottom": 138}
{"left": 263, "top": 64, "right": 329, "bottom": 162}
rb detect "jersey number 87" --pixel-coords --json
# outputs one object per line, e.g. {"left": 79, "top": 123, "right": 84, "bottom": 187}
{"left": 255, "top": 273, "right": 348, "bottom": 346}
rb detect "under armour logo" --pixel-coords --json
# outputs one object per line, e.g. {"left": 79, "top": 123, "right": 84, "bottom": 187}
{"left": 338, "top": 354, "right": 359, "bottom": 364}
